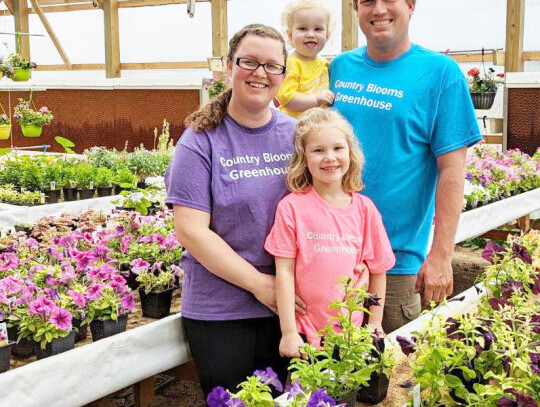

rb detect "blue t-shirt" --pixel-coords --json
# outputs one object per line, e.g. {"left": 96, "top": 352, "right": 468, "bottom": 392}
{"left": 330, "top": 44, "right": 481, "bottom": 275}
{"left": 165, "top": 110, "right": 297, "bottom": 320}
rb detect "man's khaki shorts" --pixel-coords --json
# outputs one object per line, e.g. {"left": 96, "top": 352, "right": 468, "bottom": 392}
{"left": 381, "top": 274, "right": 421, "bottom": 334}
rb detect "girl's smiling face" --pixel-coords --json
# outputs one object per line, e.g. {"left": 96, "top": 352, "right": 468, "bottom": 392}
{"left": 305, "top": 125, "right": 350, "bottom": 189}
{"left": 227, "top": 35, "right": 286, "bottom": 113}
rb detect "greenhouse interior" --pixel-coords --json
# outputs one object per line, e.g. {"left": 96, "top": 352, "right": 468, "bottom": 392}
{"left": 0, "top": 0, "right": 539, "bottom": 406}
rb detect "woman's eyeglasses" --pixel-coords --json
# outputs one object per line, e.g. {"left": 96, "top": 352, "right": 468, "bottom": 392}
{"left": 233, "top": 57, "right": 286, "bottom": 75}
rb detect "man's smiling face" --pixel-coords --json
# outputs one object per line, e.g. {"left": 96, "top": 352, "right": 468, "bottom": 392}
{"left": 357, "top": 0, "right": 415, "bottom": 59}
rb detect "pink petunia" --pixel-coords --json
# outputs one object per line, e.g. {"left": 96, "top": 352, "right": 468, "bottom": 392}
{"left": 67, "top": 290, "right": 86, "bottom": 308}
{"left": 48, "top": 247, "right": 65, "bottom": 261}
{"left": 0, "top": 252, "right": 19, "bottom": 272}
{"left": 85, "top": 283, "right": 104, "bottom": 300}
{"left": 39, "top": 106, "right": 49, "bottom": 114}
{"left": 24, "top": 238, "right": 39, "bottom": 250}
{"left": 28, "top": 295, "right": 55, "bottom": 317}
{"left": 120, "top": 292, "right": 135, "bottom": 312}
{"left": 130, "top": 258, "right": 150, "bottom": 275}
{"left": 121, "top": 235, "right": 134, "bottom": 254}
{"left": 50, "top": 307, "right": 72, "bottom": 331}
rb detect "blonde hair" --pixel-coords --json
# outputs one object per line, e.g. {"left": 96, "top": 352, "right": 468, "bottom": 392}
{"left": 185, "top": 24, "right": 287, "bottom": 133}
{"left": 281, "top": 0, "right": 335, "bottom": 44}
{"left": 287, "top": 108, "right": 365, "bottom": 193}
{"left": 353, "top": 0, "right": 416, "bottom": 11}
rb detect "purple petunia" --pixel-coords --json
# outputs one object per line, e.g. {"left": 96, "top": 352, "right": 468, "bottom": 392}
{"left": 285, "top": 379, "right": 305, "bottom": 399}
{"left": 512, "top": 243, "right": 532, "bottom": 264}
{"left": 530, "top": 353, "right": 540, "bottom": 375}
{"left": 501, "top": 280, "right": 524, "bottom": 298}
{"left": 497, "top": 388, "right": 538, "bottom": 407}
{"left": 67, "top": 290, "right": 86, "bottom": 308}
{"left": 206, "top": 386, "right": 230, "bottom": 407}
{"left": 120, "top": 292, "right": 135, "bottom": 312}
{"left": 306, "top": 388, "right": 337, "bottom": 407}
{"left": 396, "top": 335, "right": 417, "bottom": 356}
{"left": 50, "top": 307, "right": 73, "bottom": 331}
{"left": 28, "top": 295, "right": 56, "bottom": 318}
{"left": 227, "top": 399, "right": 246, "bottom": 407}
{"left": 482, "top": 241, "right": 506, "bottom": 264}
{"left": 253, "top": 367, "right": 283, "bottom": 392}
{"left": 445, "top": 317, "right": 465, "bottom": 340}
{"left": 24, "top": 238, "right": 39, "bottom": 249}
{"left": 85, "top": 283, "right": 104, "bottom": 300}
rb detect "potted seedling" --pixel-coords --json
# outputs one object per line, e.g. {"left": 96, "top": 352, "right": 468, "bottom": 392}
{"left": 113, "top": 166, "right": 138, "bottom": 194}
{"left": 75, "top": 162, "right": 95, "bottom": 200}
{"left": 94, "top": 167, "right": 115, "bottom": 197}
{"left": 59, "top": 160, "right": 78, "bottom": 201}
{"left": 39, "top": 159, "right": 63, "bottom": 204}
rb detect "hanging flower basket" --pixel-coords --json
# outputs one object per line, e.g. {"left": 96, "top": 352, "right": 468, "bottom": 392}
{"left": 0, "top": 124, "right": 11, "bottom": 140}
{"left": 470, "top": 92, "right": 496, "bottom": 110}
{"left": 20, "top": 123, "right": 43, "bottom": 138}
{"left": 12, "top": 67, "right": 31, "bottom": 82}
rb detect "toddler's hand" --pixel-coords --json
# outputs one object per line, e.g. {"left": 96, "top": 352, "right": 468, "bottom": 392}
{"left": 316, "top": 90, "right": 335, "bottom": 106}
{"left": 279, "top": 333, "right": 306, "bottom": 359}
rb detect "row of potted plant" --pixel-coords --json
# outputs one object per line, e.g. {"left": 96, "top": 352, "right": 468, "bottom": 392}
{"left": 463, "top": 144, "right": 540, "bottom": 211}
{"left": 396, "top": 231, "right": 540, "bottom": 406}
{"left": 0, "top": 155, "right": 139, "bottom": 204}
{"left": 0, "top": 208, "right": 183, "bottom": 371}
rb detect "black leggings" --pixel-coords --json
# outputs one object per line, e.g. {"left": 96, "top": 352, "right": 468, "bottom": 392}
{"left": 182, "top": 316, "right": 288, "bottom": 400}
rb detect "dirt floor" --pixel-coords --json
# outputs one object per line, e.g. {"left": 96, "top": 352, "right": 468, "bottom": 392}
{"left": 79, "top": 245, "right": 489, "bottom": 407}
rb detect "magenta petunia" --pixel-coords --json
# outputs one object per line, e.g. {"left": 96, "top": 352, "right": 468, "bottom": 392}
{"left": 24, "top": 238, "right": 39, "bottom": 249}
{"left": 131, "top": 258, "right": 150, "bottom": 275}
{"left": 85, "top": 283, "right": 104, "bottom": 300}
{"left": 120, "top": 292, "right": 135, "bottom": 312}
{"left": 50, "top": 307, "right": 73, "bottom": 331}
{"left": 67, "top": 290, "right": 86, "bottom": 308}
{"left": 0, "top": 252, "right": 20, "bottom": 271}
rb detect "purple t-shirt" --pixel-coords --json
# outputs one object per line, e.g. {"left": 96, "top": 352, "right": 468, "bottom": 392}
{"left": 165, "top": 110, "right": 296, "bottom": 320}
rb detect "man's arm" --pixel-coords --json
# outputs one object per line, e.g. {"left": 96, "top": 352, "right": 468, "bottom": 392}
{"left": 415, "top": 146, "right": 467, "bottom": 304}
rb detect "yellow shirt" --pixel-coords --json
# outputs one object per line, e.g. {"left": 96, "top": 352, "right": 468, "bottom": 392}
{"left": 276, "top": 55, "right": 330, "bottom": 118}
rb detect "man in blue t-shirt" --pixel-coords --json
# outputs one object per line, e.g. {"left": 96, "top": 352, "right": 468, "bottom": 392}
{"left": 330, "top": 0, "right": 481, "bottom": 333}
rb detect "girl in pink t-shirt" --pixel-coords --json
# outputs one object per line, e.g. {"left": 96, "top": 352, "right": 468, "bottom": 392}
{"left": 264, "top": 107, "right": 395, "bottom": 357}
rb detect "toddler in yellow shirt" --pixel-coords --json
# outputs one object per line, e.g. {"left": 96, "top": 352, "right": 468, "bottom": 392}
{"left": 276, "top": 0, "right": 335, "bottom": 118}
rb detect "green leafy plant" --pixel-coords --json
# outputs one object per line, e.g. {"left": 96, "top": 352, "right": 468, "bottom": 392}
{"left": 6, "top": 53, "right": 36, "bottom": 70}
{"left": 114, "top": 166, "right": 137, "bottom": 189}
{"left": 55, "top": 136, "right": 75, "bottom": 154}
{"left": 205, "top": 76, "right": 229, "bottom": 98}
{"left": 94, "top": 167, "right": 114, "bottom": 188}
{"left": 74, "top": 162, "right": 95, "bottom": 189}
{"left": 0, "top": 114, "right": 11, "bottom": 125}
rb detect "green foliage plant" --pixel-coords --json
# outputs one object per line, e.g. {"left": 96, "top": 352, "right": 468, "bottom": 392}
{"left": 94, "top": 167, "right": 114, "bottom": 188}
{"left": 74, "top": 162, "right": 95, "bottom": 189}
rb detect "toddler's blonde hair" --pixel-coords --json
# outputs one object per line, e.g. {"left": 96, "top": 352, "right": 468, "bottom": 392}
{"left": 281, "top": 0, "right": 335, "bottom": 45}
{"left": 287, "top": 108, "right": 365, "bottom": 193}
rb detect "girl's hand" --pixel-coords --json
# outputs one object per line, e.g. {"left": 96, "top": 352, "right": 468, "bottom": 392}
{"left": 353, "top": 262, "right": 369, "bottom": 290}
{"left": 279, "top": 332, "right": 306, "bottom": 358}
{"left": 295, "top": 294, "right": 306, "bottom": 315}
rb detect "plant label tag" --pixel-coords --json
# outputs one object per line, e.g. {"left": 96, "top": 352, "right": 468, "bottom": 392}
{"left": 89, "top": 182, "right": 94, "bottom": 189}
{"left": 109, "top": 181, "right": 113, "bottom": 188}
{"left": 0, "top": 322, "right": 7, "bottom": 346}
{"left": 20, "top": 187, "right": 26, "bottom": 192}
{"left": 413, "top": 384, "right": 421, "bottom": 407}
{"left": 70, "top": 180, "right": 76, "bottom": 188}
{"left": 40, "top": 193, "right": 45, "bottom": 204}
{"left": 50, "top": 181, "right": 55, "bottom": 190}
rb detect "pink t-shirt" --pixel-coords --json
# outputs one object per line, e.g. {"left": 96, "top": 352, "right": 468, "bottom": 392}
{"left": 264, "top": 188, "right": 395, "bottom": 347}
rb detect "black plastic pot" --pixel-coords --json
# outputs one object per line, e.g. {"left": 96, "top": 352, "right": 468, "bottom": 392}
{"left": 35, "top": 331, "right": 76, "bottom": 360}
{"left": 0, "top": 341, "right": 14, "bottom": 373}
{"left": 96, "top": 186, "right": 114, "bottom": 197}
{"left": 63, "top": 187, "right": 78, "bottom": 201}
{"left": 90, "top": 314, "right": 128, "bottom": 341}
{"left": 357, "top": 371, "right": 390, "bottom": 404}
{"left": 7, "top": 326, "right": 35, "bottom": 359}
{"left": 73, "top": 318, "right": 88, "bottom": 343}
{"left": 45, "top": 189, "right": 61, "bottom": 204}
{"left": 339, "top": 390, "right": 358, "bottom": 407}
{"left": 78, "top": 188, "right": 95, "bottom": 200}
{"left": 137, "top": 181, "right": 147, "bottom": 189}
{"left": 139, "top": 287, "right": 176, "bottom": 319}
{"left": 14, "top": 225, "right": 32, "bottom": 235}
{"left": 114, "top": 185, "right": 123, "bottom": 195}
{"left": 448, "top": 367, "right": 485, "bottom": 404}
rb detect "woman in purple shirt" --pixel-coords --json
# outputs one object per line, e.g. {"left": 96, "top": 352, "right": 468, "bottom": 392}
{"left": 165, "top": 24, "right": 299, "bottom": 398}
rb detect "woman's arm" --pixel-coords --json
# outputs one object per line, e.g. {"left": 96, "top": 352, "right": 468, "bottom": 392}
{"left": 275, "top": 257, "right": 305, "bottom": 358}
{"left": 173, "top": 205, "right": 278, "bottom": 313}
{"left": 367, "top": 272, "right": 386, "bottom": 334}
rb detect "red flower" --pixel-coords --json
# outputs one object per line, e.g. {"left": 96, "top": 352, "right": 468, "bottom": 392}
{"left": 468, "top": 67, "right": 480, "bottom": 77}
{"left": 497, "top": 73, "right": 505, "bottom": 78}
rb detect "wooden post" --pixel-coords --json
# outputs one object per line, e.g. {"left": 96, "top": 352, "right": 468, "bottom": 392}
{"left": 103, "top": 0, "right": 121, "bottom": 78}
{"left": 211, "top": 0, "right": 227, "bottom": 58}
{"left": 133, "top": 376, "right": 155, "bottom": 407}
{"left": 342, "top": 0, "right": 358, "bottom": 52}
{"left": 505, "top": 0, "right": 525, "bottom": 72}
{"left": 516, "top": 214, "right": 531, "bottom": 232}
{"left": 13, "top": 0, "right": 30, "bottom": 60}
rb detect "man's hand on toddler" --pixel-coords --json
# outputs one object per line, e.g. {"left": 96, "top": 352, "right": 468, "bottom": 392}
{"left": 353, "top": 262, "right": 369, "bottom": 291}
{"left": 280, "top": 332, "right": 307, "bottom": 359}
{"left": 316, "top": 90, "right": 335, "bottom": 106}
